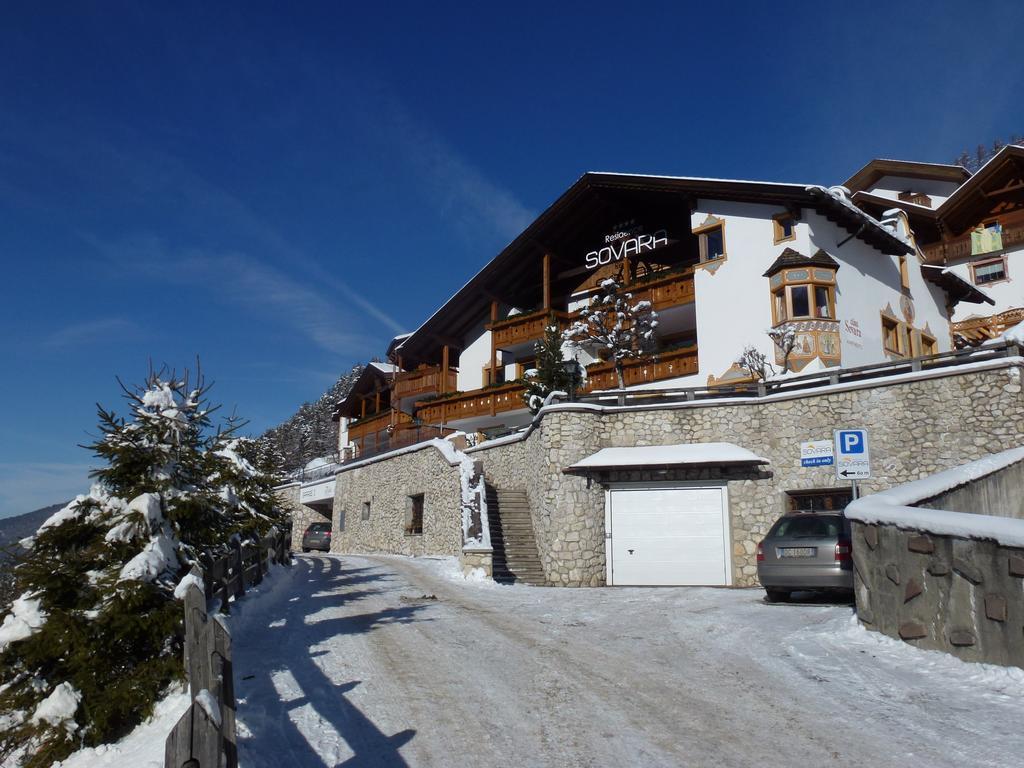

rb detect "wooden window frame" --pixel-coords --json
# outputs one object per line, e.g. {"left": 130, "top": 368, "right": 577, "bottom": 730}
{"left": 771, "top": 282, "right": 835, "bottom": 325}
{"left": 899, "top": 255, "right": 911, "bottom": 293}
{"left": 970, "top": 254, "right": 1009, "bottom": 286}
{"left": 772, "top": 213, "right": 797, "bottom": 245}
{"left": 694, "top": 218, "right": 727, "bottom": 264}
{"left": 482, "top": 361, "right": 506, "bottom": 386}
{"left": 881, "top": 314, "right": 905, "bottom": 356}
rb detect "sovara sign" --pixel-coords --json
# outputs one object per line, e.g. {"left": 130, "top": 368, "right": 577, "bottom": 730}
{"left": 585, "top": 228, "right": 669, "bottom": 270}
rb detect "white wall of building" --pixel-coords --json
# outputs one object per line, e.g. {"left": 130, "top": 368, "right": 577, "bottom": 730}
{"left": 457, "top": 319, "right": 492, "bottom": 391}
{"left": 805, "top": 209, "right": 951, "bottom": 366}
{"left": 944, "top": 245, "right": 1024, "bottom": 321}
{"left": 863, "top": 175, "right": 961, "bottom": 207}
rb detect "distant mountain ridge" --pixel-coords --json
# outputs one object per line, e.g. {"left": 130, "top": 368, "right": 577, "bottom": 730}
{"left": 1, "top": 502, "right": 67, "bottom": 607}
{"left": 0, "top": 503, "right": 65, "bottom": 549}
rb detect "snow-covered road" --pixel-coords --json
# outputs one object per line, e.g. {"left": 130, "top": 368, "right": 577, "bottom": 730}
{"left": 228, "top": 554, "right": 1024, "bottom": 768}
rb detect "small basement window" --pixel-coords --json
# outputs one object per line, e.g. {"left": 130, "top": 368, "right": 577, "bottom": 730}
{"left": 405, "top": 494, "right": 424, "bottom": 535}
{"left": 786, "top": 488, "right": 853, "bottom": 514}
{"left": 361, "top": 501, "right": 371, "bottom": 521}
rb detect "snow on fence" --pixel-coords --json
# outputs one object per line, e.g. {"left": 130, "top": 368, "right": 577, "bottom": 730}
{"left": 567, "top": 340, "right": 1022, "bottom": 409}
{"left": 165, "top": 528, "right": 290, "bottom": 768}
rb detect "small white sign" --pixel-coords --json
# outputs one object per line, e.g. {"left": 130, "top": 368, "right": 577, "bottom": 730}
{"left": 800, "top": 440, "right": 834, "bottom": 467}
{"left": 834, "top": 429, "right": 871, "bottom": 480}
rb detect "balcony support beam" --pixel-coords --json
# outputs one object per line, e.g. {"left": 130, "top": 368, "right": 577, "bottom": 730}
{"left": 489, "top": 300, "right": 498, "bottom": 385}
{"left": 543, "top": 253, "right": 551, "bottom": 310}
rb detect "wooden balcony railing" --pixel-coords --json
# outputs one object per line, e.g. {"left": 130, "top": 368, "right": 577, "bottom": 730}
{"left": 415, "top": 383, "right": 526, "bottom": 425}
{"left": 393, "top": 365, "right": 458, "bottom": 401}
{"left": 582, "top": 346, "right": 699, "bottom": 392}
{"left": 488, "top": 310, "right": 573, "bottom": 349}
{"left": 628, "top": 268, "right": 696, "bottom": 311}
{"left": 348, "top": 410, "right": 397, "bottom": 442}
{"left": 922, "top": 223, "right": 1024, "bottom": 263}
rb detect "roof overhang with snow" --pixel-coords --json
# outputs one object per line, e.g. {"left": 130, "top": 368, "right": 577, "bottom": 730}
{"left": 397, "top": 172, "right": 912, "bottom": 368}
{"left": 843, "top": 158, "right": 971, "bottom": 194}
{"left": 920, "top": 265, "right": 994, "bottom": 307}
{"left": 564, "top": 442, "right": 769, "bottom": 474}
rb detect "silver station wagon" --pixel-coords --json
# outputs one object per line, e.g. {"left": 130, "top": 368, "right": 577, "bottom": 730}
{"left": 301, "top": 522, "right": 332, "bottom": 553}
{"left": 756, "top": 512, "right": 853, "bottom": 602}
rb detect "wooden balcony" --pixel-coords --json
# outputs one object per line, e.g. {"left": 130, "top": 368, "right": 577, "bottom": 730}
{"left": 582, "top": 346, "right": 699, "bottom": 391}
{"left": 922, "top": 222, "right": 1024, "bottom": 263}
{"left": 393, "top": 365, "right": 458, "bottom": 402}
{"left": 415, "top": 383, "right": 526, "bottom": 425}
{"left": 628, "top": 268, "right": 696, "bottom": 311}
{"left": 488, "top": 310, "right": 573, "bottom": 349}
{"left": 348, "top": 410, "right": 397, "bottom": 442}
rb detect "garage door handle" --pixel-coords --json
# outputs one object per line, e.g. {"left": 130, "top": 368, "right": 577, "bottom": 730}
{"left": 628, "top": 549, "right": 634, "bottom": 555}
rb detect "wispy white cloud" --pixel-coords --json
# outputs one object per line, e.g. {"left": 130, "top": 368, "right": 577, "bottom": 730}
{"left": 0, "top": 462, "right": 94, "bottom": 520}
{"left": 344, "top": 85, "right": 534, "bottom": 244}
{"left": 86, "top": 234, "right": 376, "bottom": 357}
{"left": 43, "top": 317, "right": 140, "bottom": 348}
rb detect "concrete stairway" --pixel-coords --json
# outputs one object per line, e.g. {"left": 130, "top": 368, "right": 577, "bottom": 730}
{"left": 486, "top": 486, "right": 546, "bottom": 585}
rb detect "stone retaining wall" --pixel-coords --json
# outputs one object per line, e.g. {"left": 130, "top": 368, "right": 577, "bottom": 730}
{"left": 326, "top": 362, "right": 1024, "bottom": 588}
{"left": 331, "top": 443, "right": 463, "bottom": 558}
{"left": 850, "top": 521, "right": 1024, "bottom": 668}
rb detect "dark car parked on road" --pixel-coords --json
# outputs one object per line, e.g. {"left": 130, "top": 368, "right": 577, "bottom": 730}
{"left": 301, "top": 522, "right": 332, "bottom": 552}
{"left": 756, "top": 512, "right": 853, "bottom": 602}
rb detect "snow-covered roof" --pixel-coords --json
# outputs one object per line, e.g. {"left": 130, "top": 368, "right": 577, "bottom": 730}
{"left": 566, "top": 442, "right": 769, "bottom": 472}
{"left": 369, "top": 361, "right": 398, "bottom": 374}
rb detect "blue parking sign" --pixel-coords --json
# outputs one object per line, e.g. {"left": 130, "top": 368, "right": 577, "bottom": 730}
{"left": 834, "top": 429, "right": 871, "bottom": 479}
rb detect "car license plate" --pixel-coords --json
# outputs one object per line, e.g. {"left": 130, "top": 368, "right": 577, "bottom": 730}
{"left": 780, "top": 547, "right": 816, "bottom": 558}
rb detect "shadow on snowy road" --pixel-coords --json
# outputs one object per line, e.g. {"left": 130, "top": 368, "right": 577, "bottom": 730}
{"left": 235, "top": 555, "right": 427, "bottom": 767}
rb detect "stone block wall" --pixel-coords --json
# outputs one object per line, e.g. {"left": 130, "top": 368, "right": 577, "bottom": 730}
{"left": 320, "top": 362, "right": 1024, "bottom": 589}
{"left": 332, "top": 443, "right": 463, "bottom": 558}
{"left": 850, "top": 521, "right": 1024, "bottom": 668}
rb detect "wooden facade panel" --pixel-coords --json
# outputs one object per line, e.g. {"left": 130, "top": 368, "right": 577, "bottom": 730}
{"left": 489, "top": 310, "right": 573, "bottom": 349}
{"left": 582, "top": 346, "right": 699, "bottom": 392}
{"left": 393, "top": 366, "right": 458, "bottom": 400}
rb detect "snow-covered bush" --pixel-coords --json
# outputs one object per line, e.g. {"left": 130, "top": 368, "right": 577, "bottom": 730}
{"left": 0, "top": 367, "right": 286, "bottom": 767}
{"left": 562, "top": 276, "right": 658, "bottom": 390}
{"left": 518, "top": 323, "right": 580, "bottom": 413}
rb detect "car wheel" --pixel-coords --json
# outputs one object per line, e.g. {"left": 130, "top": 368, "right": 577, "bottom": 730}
{"left": 765, "top": 588, "right": 790, "bottom": 603}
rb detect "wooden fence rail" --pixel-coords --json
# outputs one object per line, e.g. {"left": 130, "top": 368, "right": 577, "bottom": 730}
{"left": 165, "top": 527, "right": 290, "bottom": 768}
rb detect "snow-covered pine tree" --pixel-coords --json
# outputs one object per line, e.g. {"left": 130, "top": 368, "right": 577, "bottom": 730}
{"left": 0, "top": 367, "right": 285, "bottom": 767}
{"left": 518, "top": 323, "right": 580, "bottom": 413}
{"left": 563, "top": 276, "right": 658, "bottom": 390}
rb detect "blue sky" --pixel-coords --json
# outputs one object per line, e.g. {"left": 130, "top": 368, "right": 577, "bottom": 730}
{"left": 1, "top": 1, "right": 1021, "bottom": 517}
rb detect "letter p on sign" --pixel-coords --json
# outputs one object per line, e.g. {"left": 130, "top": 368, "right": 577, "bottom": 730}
{"left": 839, "top": 431, "right": 864, "bottom": 454}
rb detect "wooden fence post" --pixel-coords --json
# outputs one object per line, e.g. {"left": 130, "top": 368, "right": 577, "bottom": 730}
{"left": 230, "top": 539, "right": 245, "bottom": 600}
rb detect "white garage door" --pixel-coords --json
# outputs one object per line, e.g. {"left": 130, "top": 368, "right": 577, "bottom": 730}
{"left": 608, "top": 486, "right": 730, "bottom": 586}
